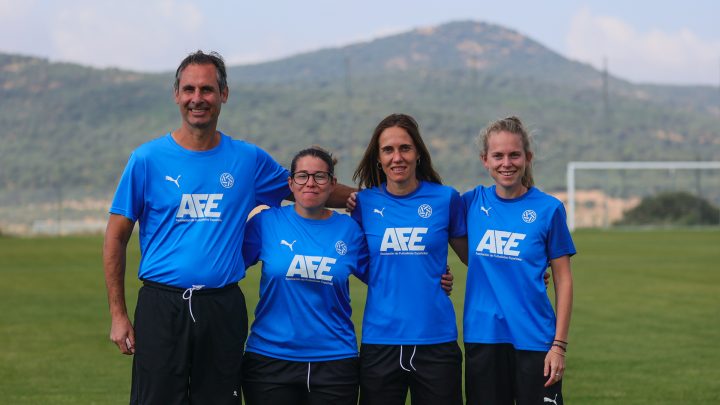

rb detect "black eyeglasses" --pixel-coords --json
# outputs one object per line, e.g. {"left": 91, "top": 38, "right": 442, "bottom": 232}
{"left": 291, "top": 171, "right": 332, "bottom": 185}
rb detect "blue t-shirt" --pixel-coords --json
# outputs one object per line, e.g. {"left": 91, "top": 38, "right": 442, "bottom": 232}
{"left": 243, "top": 205, "right": 368, "bottom": 361}
{"left": 462, "top": 185, "right": 576, "bottom": 351}
{"left": 109, "top": 132, "right": 289, "bottom": 288}
{"left": 351, "top": 181, "right": 466, "bottom": 344}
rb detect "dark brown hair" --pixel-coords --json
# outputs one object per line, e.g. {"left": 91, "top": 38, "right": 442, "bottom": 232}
{"left": 353, "top": 113, "right": 442, "bottom": 189}
{"left": 174, "top": 50, "right": 227, "bottom": 93}
{"left": 291, "top": 146, "right": 336, "bottom": 176}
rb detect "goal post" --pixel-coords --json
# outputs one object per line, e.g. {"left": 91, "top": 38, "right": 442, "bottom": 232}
{"left": 566, "top": 161, "right": 720, "bottom": 231}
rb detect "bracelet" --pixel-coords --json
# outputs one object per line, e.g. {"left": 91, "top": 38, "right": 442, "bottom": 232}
{"left": 552, "top": 343, "right": 567, "bottom": 351}
{"left": 553, "top": 339, "right": 568, "bottom": 345}
{"left": 550, "top": 349, "right": 566, "bottom": 357}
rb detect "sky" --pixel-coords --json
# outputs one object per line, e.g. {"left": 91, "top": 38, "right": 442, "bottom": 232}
{"left": 1, "top": 0, "right": 719, "bottom": 86}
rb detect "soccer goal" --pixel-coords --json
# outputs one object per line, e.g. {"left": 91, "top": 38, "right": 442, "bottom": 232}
{"left": 565, "top": 161, "right": 720, "bottom": 231}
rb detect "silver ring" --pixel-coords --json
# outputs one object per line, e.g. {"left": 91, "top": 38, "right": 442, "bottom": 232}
{"left": 556, "top": 373, "right": 561, "bottom": 376}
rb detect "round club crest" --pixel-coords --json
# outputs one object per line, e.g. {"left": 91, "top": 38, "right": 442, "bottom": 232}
{"left": 417, "top": 204, "right": 432, "bottom": 218}
{"left": 522, "top": 209, "right": 537, "bottom": 223}
{"left": 335, "top": 241, "right": 348, "bottom": 256}
{"left": 220, "top": 173, "right": 234, "bottom": 188}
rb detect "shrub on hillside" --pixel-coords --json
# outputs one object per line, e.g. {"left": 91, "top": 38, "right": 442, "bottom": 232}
{"left": 616, "top": 191, "right": 720, "bottom": 226}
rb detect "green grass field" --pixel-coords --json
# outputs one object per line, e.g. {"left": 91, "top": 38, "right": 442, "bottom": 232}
{"left": 1, "top": 229, "right": 719, "bottom": 404}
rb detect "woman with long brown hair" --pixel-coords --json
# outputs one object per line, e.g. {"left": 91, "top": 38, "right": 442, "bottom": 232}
{"left": 351, "top": 113, "right": 467, "bottom": 405}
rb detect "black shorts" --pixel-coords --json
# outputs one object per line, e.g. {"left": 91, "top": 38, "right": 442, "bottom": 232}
{"left": 242, "top": 351, "right": 359, "bottom": 405}
{"left": 464, "top": 343, "right": 563, "bottom": 405}
{"left": 359, "top": 342, "right": 462, "bottom": 405}
{"left": 130, "top": 281, "right": 248, "bottom": 405}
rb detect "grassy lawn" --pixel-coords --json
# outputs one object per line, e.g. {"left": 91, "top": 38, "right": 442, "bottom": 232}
{"left": 0, "top": 229, "right": 718, "bottom": 404}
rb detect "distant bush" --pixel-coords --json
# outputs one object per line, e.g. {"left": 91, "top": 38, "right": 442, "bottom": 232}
{"left": 616, "top": 191, "right": 720, "bottom": 226}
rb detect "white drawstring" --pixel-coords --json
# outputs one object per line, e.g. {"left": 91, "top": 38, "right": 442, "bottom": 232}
{"left": 408, "top": 345, "right": 417, "bottom": 371}
{"left": 182, "top": 285, "right": 205, "bottom": 323}
{"left": 306, "top": 363, "right": 311, "bottom": 392}
{"left": 399, "top": 345, "right": 417, "bottom": 372}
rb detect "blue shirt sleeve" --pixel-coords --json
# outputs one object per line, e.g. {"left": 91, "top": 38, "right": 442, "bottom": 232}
{"left": 109, "top": 152, "right": 145, "bottom": 222}
{"left": 350, "top": 192, "right": 363, "bottom": 226}
{"left": 242, "top": 211, "right": 263, "bottom": 269}
{"left": 253, "top": 146, "right": 290, "bottom": 207}
{"left": 546, "top": 204, "right": 577, "bottom": 260}
{"left": 461, "top": 188, "right": 475, "bottom": 212}
{"left": 448, "top": 188, "right": 467, "bottom": 238}
{"left": 353, "top": 234, "right": 370, "bottom": 284}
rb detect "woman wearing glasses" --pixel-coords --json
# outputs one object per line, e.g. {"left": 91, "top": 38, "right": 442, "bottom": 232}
{"left": 241, "top": 147, "right": 368, "bottom": 405}
{"left": 351, "top": 113, "right": 468, "bottom": 405}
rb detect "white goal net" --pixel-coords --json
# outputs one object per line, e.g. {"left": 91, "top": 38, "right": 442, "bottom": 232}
{"left": 565, "top": 161, "right": 720, "bottom": 231}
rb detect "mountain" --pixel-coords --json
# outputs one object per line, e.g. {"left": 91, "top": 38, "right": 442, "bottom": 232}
{"left": 230, "top": 20, "right": 720, "bottom": 114}
{"left": 1, "top": 20, "right": 719, "bottom": 228}
{"left": 230, "top": 20, "right": 601, "bottom": 86}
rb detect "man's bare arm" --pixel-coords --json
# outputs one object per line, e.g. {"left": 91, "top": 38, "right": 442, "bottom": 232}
{"left": 103, "top": 214, "right": 136, "bottom": 355}
{"left": 326, "top": 183, "right": 357, "bottom": 209}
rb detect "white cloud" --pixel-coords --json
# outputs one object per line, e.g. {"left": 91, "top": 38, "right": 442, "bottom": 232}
{"left": 0, "top": 0, "right": 36, "bottom": 18}
{"left": 45, "top": 0, "right": 207, "bottom": 71}
{"left": 0, "top": 0, "right": 51, "bottom": 58}
{"left": 566, "top": 8, "right": 720, "bottom": 85}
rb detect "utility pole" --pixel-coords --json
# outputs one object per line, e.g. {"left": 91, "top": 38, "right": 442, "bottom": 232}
{"left": 602, "top": 56, "right": 610, "bottom": 132}
{"left": 57, "top": 182, "right": 63, "bottom": 235}
{"left": 344, "top": 54, "right": 354, "bottom": 180}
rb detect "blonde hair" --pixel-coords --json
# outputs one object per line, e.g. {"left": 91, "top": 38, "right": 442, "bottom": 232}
{"left": 479, "top": 116, "right": 534, "bottom": 188}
